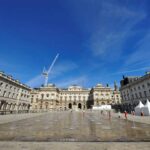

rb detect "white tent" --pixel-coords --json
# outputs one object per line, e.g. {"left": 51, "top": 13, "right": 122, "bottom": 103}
{"left": 93, "top": 105, "right": 111, "bottom": 110}
{"left": 134, "top": 101, "right": 144, "bottom": 116}
{"left": 141, "top": 99, "right": 150, "bottom": 116}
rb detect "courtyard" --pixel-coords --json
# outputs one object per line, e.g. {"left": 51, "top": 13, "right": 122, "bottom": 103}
{"left": 0, "top": 111, "right": 150, "bottom": 142}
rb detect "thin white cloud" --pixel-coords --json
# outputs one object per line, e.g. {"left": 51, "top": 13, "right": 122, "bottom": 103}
{"left": 125, "top": 32, "right": 150, "bottom": 66}
{"left": 49, "top": 61, "right": 78, "bottom": 78}
{"left": 26, "top": 60, "right": 78, "bottom": 87}
{"left": 89, "top": 1, "right": 146, "bottom": 60}
{"left": 26, "top": 74, "right": 44, "bottom": 88}
{"left": 55, "top": 75, "right": 88, "bottom": 88}
{"left": 111, "top": 66, "right": 150, "bottom": 76}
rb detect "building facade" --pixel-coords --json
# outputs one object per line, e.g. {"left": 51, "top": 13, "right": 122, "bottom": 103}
{"left": 30, "top": 83, "right": 121, "bottom": 111}
{"left": 120, "top": 72, "right": 150, "bottom": 105}
{"left": 0, "top": 71, "right": 31, "bottom": 113}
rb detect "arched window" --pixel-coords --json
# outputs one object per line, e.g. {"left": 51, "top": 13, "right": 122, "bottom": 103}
{"left": 41, "top": 94, "right": 44, "bottom": 99}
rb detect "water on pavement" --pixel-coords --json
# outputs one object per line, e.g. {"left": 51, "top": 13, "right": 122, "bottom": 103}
{"left": 0, "top": 111, "right": 150, "bottom": 142}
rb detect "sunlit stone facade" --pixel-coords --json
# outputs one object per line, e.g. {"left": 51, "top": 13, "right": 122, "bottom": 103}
{"left": 120, "top": 72, "right": 150, "bottom": 105}
{"left": 31, "top": 83, "right": 121, "bottom": 111}
{"left": 0, "top": 71, "right": 31, "bottom": 113}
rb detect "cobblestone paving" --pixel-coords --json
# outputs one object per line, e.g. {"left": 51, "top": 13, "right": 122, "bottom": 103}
{"left": 0, "top": 112, "right": 47, "bottom": 124}
{"left": 0, "top": 111, "right": 150, "bottom": 142}
{"left": 0, "top": 142, "right": 150, "bottom": 150}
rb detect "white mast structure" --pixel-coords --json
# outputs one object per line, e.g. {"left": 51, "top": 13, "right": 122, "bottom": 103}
{"left": 42, "top": 53, "right": 59, "bottom": 86}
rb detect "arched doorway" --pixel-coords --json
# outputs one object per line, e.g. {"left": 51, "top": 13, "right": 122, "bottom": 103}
{"left": 101, "top": 102, "right": 105, "bottom": 105}
{"left": 68, "top": 103, "right": 72, "bottom": 109}
{"left": 78, "top": 103, "right": 82, "bottom": 109}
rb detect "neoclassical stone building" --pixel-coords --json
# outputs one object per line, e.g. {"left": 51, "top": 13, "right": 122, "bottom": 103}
{"left": 30, "top": 83, "right": 121, "bottom": 111}
{"left": 120, "top": 72, "right": 150, "bottom": 105}
{"left": 0, "top": 71, "right": 31, "bottom": 113}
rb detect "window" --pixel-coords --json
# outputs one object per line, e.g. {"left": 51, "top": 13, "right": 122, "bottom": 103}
{"left": 0, "top": 82, "right": 3, "bottom": 87}
{"left": 3, "top": 91, "right": 6, "bottom": 97}
{"left": 41, "top": 94, "right": 44, "bottom": 99}
{"left": 46, "top": 94, "right": 49, "bottom": 97}
{"left": 5, "top": 84, "right": 8, "bottom": 89}
{"left": 147, "top": 83, "right": 150, "bottom": 87}
{"left": 144, "top": 91, "right": 147, "bottom": 97}
{"left": 142, "top": 84, "right": 145, "bottom": 89}
{"left": 135, "top": 93, "right": 138, "bottom": 98}
{"left": 139, "top": 92, "right": 142, "bottom": 98}
{"left": 8, "top": 92, "right": 11, "bottom": 97}
{"left": 12, "top": 93, "right": 15, "bottom": 98}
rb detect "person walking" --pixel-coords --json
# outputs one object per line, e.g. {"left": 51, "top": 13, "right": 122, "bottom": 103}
{"left": 132, "top": 111, "right": 135, "bottom": 116}
{"left": 141, "top": 111, "right": 144, "bottom": 116}
{"left": 118, "top": 111, "right": 121, "bottom": 118}
{"left": 124, "top": 111, "right": 128, "bottom": 119}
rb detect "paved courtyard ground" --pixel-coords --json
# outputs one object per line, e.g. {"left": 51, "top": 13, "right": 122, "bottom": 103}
{"left": 0, "top": 111, "right": 150, "bottom": 149}
{"left": 0, "top": 142, "right": 150, "bottom": 150}
{"left": 0, "top": 111, "right": 150, "bottom": 142}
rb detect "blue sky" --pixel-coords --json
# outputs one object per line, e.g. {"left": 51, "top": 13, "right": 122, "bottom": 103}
{"left": 0, "top": 0, "right": 150, "bottom": 88}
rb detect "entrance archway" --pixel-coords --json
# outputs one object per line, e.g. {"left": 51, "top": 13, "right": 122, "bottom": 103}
{"left": 78, "top": 103, "right": 82, "bottom": 109}
{"left": 101, "top": 102, "right": 105, "bottom": 105}
{"left": 68, "top": 103, "right": 72, "bottom": 109}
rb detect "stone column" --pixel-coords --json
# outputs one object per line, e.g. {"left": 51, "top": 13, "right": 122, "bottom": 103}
{"left": 0, "top": 101, "right": 2, "bottom": 110}
{"left": 6, "top": 103, "right": 11, "bottom": 110}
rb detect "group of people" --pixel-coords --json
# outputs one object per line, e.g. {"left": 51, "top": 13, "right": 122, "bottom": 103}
{"left": 118, "top": 110, "right": 145, "bottom": 119}
{"left": 100, "top": 109, "right": 145, "bottom": 120}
